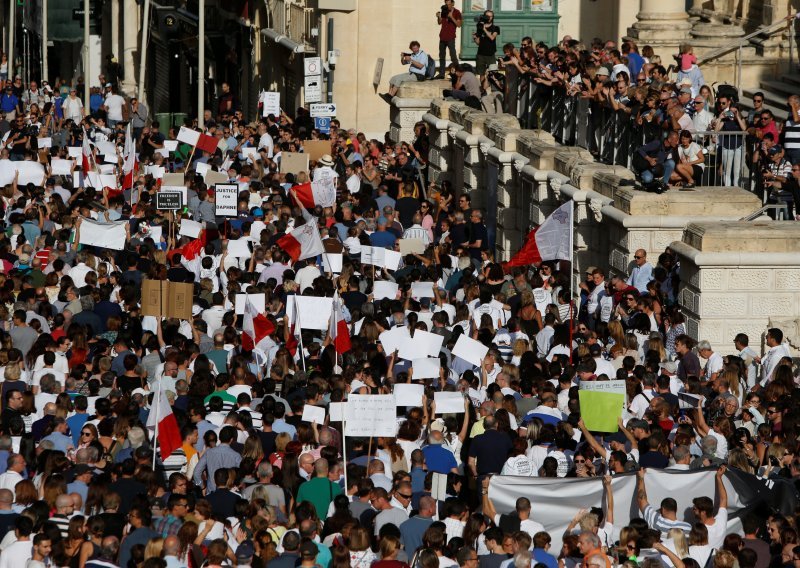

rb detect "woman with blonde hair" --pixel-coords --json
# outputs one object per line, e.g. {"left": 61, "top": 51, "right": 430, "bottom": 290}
{"left": 645, "top": 335, "right": 667, "bottom": 362}
{"left": 510, "top": 340, "right": 529, "bottom": 366}
{"left": 518, "top": 290, "right": 543, "bottom": 338}
{"left": 348, "top": 526, "right": 377, "bottom": 568}
{"left": 607, "top": 320, "right": 626, "bottom": 348}
{"left": 144, "top": 537, "right": 165, "bottom": 561}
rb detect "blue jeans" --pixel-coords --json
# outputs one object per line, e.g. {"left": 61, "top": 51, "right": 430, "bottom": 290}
{"left": 640, "top": 159, "right": 675, "bottom": 185}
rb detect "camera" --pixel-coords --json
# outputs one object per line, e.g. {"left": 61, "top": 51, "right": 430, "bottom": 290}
{"left": 441, "top": 5, "right": 449, "bottom": 18}
{"left": 473, "top": 14, "right": 489, "bottom": 36}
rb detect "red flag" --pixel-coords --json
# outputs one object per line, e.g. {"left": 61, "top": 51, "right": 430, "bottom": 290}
{"left": 503, "top": 202, "right": 573, "bottom": 272}
{"left": 196, "top": 133, "right": 219, "bottom": 155}
{"left": 276, "top": 221, "right": 324, "bottom": 263}
{"left": 242, "top": 299, "right": 275, "bottom": 351}
{"left": 290, "top": 180, "right": 336, "bottom": 209}
{"left": 122, "top": 124, "right": 138, "bottom": 190}
{"left": 166, "top": 230, "right": 207, "bottom": 262}
{"left": 81, "top": 129, "right": 93, "bottom": 173}
{"left": 146, "top": 388, "right": 181, "bottom": 461}
{"left": 285, "top": 298, "right": 299, "bottom": 357}
{"left": 329, "top": 293, "right": 351, "bottom": 354}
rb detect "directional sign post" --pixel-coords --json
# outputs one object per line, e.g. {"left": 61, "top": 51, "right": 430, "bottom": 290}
{"left": 309, "top": 103, "right": 337, "bottom": 118}
{"left": 314, "top": 117, "right": 331, "bottom": 134}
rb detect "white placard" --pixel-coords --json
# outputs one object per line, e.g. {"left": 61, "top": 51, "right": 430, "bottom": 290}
{"left": 215, "top": 183, "right": 239, "bottom": 217}
{"left": 434, "top": 392, "right": 466, "bottom": 414}
{"left": 160, "top": 186, "right": 187, "bottom": 206}
{"left": 96, "top": 141, "right": 117, "bottom": 157}
{"left": 261, "top": 92, "right": 281, "bottom": 117}
{"left": 177, "top": 126, "right": 200, "bottom": 146}
{"left": 394, "top": 384, "right": 424, "bottom": 407}
{"left": 145, "top": 165, "right": 165, "bottom": 179}
{"left": 322, "top": 253, "right": 343, "bottom": 273}
{"left": 301, "top": 405, "right": 326, "bottom": 424}
{"left": 373, "top": 281, "right": 399, "bottom": 301}
{"left": 155, "top": 148, "right": 170, "bottom": 158}
{"left": 15, "top": 161, "right": 46, "bottom": 186}
{"left": 410, "top": 281, "right": 435, "bottom": 298}
{"left": 242, "top": 147, "right": 259, "bottom": 163}
{"left": 399, "top": 238, "right": 426, "bottom": 255}
{"left": 361, "top": 246, "right": 401, "bottom": 270}
{"left": 384, "top": 249, "right": 402, "bottom": 271}
{"left": 353, "top": 318, "right": 366, "bottom": 335}
{"left": 286, "top": 295, "right": 333, "bottom": 331}
{"left": 67, "top": 146, "right": 82, "bottom": 159}
{"left": 195, "top": 162, "right": 211, "bottom": 178}
{"left": 0, "top": 160, "right": 14, "bottom": 186}
{"left": 227, "top": 238, "right": 252, "bottom": 258}
{"left": 378, "top": 326, "right": 410, "bottom": 355}
{"left": 344, "top": 394, "right": 396, "bottom": 437}
{"left": 98, "top": 164, "right": 116, "bottom": 175}
{"left": 38, "top": 137, "right": 52, "bottom": 148}
{"left": 51, "top": 159, "right": 74, "bottom": 176}
{"left": 163, "top": 140, "right": 179, "bottom": 152}
{"left": 78, "top": 218, "right": 127, "bottom": 250}
{"left": 397, "top": 330, "right": 444, "bottom": 361}
{"left": 329, "top": 402, "right": 345, "bottom": 422}
{"left": 234, "top": 293, "right": 266, "bottom": 315}
{"left": 411, "top": 358, "right": 441, "bottom": 380}
{"left": 452, "top": 335, "right": 489, "bottom": 367}
{"left": 179, "top": 219, "right": 203, "bottom": 238}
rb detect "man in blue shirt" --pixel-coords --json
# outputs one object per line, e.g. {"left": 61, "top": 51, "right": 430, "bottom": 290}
{"left": 369, "top": 217, "right": 397, "bottom": 249}
{"left": 626, "top": 249, "right": 654, "bottom": 294}
{"left": 381, "top": 40, "right": 430, "bottom": 102}
{"left": 0, "top": 87, "right": 19, "bottom": 117}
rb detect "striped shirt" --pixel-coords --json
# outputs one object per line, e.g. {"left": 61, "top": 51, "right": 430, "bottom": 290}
{"left": 641, "top": 504, "right": 692, "bottom": 535}
{"left": 402, "top": 225, "right": 431, "bottom": 245}
{"left": 50, "top": 514, "right": 71, "bottom": 539}
{"left": 784, "top": 119, "right": 800, "bottom": 152}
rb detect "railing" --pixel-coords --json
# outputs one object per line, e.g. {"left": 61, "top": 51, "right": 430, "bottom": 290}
{"left": 518, "top": 82, "right": 751, "bottom": 189}
{"left": 270, "top": 0, "right": 316, "bottom": 53}
{"left": 695, "top": 13, "right": 797, "bottom": 93}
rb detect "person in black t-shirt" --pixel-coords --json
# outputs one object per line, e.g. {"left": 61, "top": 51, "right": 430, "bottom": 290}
{"left": 473, "top": 10, "right": 500, "bottom": 75}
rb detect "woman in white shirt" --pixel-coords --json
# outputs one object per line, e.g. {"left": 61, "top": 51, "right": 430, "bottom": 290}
{"left": 675, "top": 130, "right": 705, "bottom": 188}
{"left": 501, "top": 437, "right": 535, "bottom": 476}
{"left": 687, "top": 523, "right": 713, "bottom": 567}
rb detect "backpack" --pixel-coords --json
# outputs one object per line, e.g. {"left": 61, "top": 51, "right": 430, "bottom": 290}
{"left": 425, "top": 53, "right": 437, "bottom": 80}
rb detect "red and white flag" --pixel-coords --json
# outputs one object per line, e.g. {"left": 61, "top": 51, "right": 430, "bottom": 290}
{"left": 290, "top": 180, "right": 337, "bottom": 209}
{"left": 242, "top": 298, "right": 275, "bottom": 351}
{"left": 146, "top": 387, "right": 182, "bottom": 461}
{"left": 122, "top": 124, "right": 137, "bottom": 190}
{"left": 176, "top": 126, "right": 219, "bottom": 155}
{"left": 81, "top": 128, "right": 94, "bottom": 173}
{"left": 285, "top": 298, "right": 300, "bottom": 357}
{"left": 329, "top": 293, "right": 351, "bottom": 354}
{"left": 277, "top": 220, "right": 324, "bottom": 263}
{"left": 504, "top": 201, "right": 573, "bottom": 270}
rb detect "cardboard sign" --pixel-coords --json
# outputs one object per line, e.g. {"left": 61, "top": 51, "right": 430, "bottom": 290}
{"left": 280, "top": 152, "right": 310, "bottom": 175}
{"left": 399, "top": 239, "right": 426, "bottom": 255}
{"left": 205, "top": 171, "right": 228, "bottom": 186}
{"left": 155, "top": 192, "right": 182, "bottom": 210}
{"left": 141, "top": 280, "right": 194, "bottom": 320}
{"left": 214, "top": 183, "right": 239, "bottom": 217}
{"left": 302, "top": 140, "right": 332, "bottom": 162}
{"left": 163, "top": 173, "right": 184, "bottom": 187}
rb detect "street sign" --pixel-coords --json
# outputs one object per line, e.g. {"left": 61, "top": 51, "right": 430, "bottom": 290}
{"left": 314, "top": 117, "right": 331, "bottom": 134}
{"left": 155, "top": 192, "right": 182, "bottom": 210}
{"left": 304, "top": 57, "right": 322, "bottom": 77}
{"left": 309, "top": 103, "right": 337, "bottom": 118}
{"left": 304, "top": 76, "right": 322, "bottom": 104}
{"left": 214, "top": 183, "right": 239, "bottom": 217}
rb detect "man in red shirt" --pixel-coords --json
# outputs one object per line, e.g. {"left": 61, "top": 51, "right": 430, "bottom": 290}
{"left": 436, "top": 0, "right": 462, "bottom": 78}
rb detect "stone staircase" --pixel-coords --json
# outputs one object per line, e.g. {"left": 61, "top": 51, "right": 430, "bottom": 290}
{"left": 741, "top": 73, "right": 800, "bottom": 117}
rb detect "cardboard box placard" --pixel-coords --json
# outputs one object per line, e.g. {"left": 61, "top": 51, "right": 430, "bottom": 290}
{"left": 280, "top": 152, "right": 310, "bottom": 175}
{"left": 141, "top": 280, "right": 194, "bottom": 320}
{"left": 302, "top": 140, "right": 332, "bottom": 162}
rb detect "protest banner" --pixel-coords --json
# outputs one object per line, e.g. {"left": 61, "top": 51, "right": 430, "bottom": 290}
{"left": 578, "top": 380, "right": 626, "bottom": 432}
{"left": 78, "top": 218, "right": 127, "bottom": 250}
{"left": 344, "top": 394, "right": 396, "bottom": 437}
{"left": 280, "top": 152, "right": 310, "bottom": 175}
{"left": 155, "top": 192, "right": 182, "bottom": 210}
{"left": 215, "top": 183, "right": 239, "bottom": 216}
{"left": 141, "top": 280, "right": 194, "bottom": 320}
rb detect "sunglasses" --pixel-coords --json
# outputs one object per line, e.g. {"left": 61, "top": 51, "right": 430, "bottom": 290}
{"left": 81, "top": 432, "right": 92, "bottom": 437}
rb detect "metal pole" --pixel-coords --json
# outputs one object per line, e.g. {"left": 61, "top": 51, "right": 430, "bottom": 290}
{"left": 84, "top": 0, "right": 90, "bottom": 106}
{"left": 7, "top": 0, "right": 14, "bottom": 84}
{"left": 42, "top": 0, "right": 47, "bottom": 83}
{"left": 326, "top": 16, "right": 334, "bottom": 103}
{"left": 197, "top": 0, "right": 204, "bottom": 129}
{"left": 737, "top": 44, "right": 742, "bottom": 100}
{"left": 137, "top": 0, "right": 150, "bottom": 101}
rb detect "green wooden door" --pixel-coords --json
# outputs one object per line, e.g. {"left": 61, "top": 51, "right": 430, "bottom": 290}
{"left": 460, "top": 0, "right": 559, "bottom": 61}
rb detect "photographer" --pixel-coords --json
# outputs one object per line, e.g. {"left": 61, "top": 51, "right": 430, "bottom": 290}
{"left": 436, "top": 0, "right": 462, "bottom": 79}
{"left": 712, "top": 94, "right": 746, "bottom": 187}
{"left": 381, "top": 41, "right": 430, "bottom": 103}
{"left": 472, "top": 10, "right": 500, "bottom": 75}
{"left": 443, "top": 64, "right": 481, "bottom": 106}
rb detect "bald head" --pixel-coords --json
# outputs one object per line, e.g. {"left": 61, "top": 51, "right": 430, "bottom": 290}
{"left": 314, "top": 458, "right": 329, "bottom": 477}
{"left": 419, "top": 496, "right": 436, "bottom": 516}
{"left": 56, "top": 494, "right": 74, "bottom": 512}
{"left": 0, "top": 489, "right": 12, "bottom": 508}
{"left": 163, "top": 536, "right": 180, "bottom": 556}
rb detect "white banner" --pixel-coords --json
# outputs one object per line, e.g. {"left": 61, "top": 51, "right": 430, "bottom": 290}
{"left": 344, "top": 394, "right": 396, "bottom": 437}
{"left": 78, "top": 218, "right": 127, "bottom": 250}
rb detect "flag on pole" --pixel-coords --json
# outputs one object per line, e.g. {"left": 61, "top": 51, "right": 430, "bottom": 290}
{"left": 81, "top": 128, "right": 94, "bottom": 173}
{"left": 290, "top": 180, "right": 337, "bottom": 209}
{"left": 277, "top": 220, "right": 324, "bottom": 262}
{"left": 166, "top": 230, "right": 207, "bottom": 263}
{"left": 329, "top": 293, "right": 351, "bottom": 354}
{"left": 146, "top": 385, "right": 182, "bottom": 462}
{"left": 503, "top": 201, "right": 573, "bottom": 270}
{"left": 122, "top": 124, "right": 138, "bottom": 190}
{"left": 176, "top": 126, "right": 218, "bottom": 155}
{"left": 285, "top": 298, "right": 300, "bottom": 357}
{"left": 242, "top": 298, "right": 275, "bottom": 351}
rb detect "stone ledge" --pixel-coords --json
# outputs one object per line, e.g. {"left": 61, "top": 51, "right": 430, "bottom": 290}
{"left": 554, "top": 149, "right": 594, "bottom": 179}
{"left": 517, "top": 134, "right": 559, "bottom": 170}
{"left": 430, "top": 98, "right": 456, "bottom": 120}
{"left": 683, "top": 221, "right": 800, "bottom": 253}
{"left": 396, "top": 79, "right": 450, "bottom": 99}
{"left": 614, "top": 187, "right": 761, "bottom": 217}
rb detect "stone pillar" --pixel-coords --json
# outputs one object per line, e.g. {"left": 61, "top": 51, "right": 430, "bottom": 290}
{"left": 111, "top": 0, "right": 119, "bottom": 65}
{"left": 120, "top": 0, "right": 138, "bottom": 96}
{"left": 627, "top": 0, "right": 693, "bottom": 51}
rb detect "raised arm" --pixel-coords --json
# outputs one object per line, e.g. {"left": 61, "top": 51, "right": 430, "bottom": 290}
{"left": 636, "top": 468, "right": 649, "bottom": 513}
{"left": 716, "top": 464, "right": 728, "bottom": 510}
{"left": 578, "top": 418, "right": 608, "bottom": 460}
{"left": 603, "top": 474, "right": 614, "bottom": 525}
{"left": 481, "top": 476, "right": 497, "bottom": 519}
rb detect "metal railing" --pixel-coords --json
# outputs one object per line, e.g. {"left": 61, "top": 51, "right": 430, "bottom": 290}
{"left": 695, "top": 13, "right": 797, "bottom": 94}
{"left": 269, "top": 0, "right": 316, "bottom": 52}
{"left": 518, "top": 83, "right": 751, "bottom": 189}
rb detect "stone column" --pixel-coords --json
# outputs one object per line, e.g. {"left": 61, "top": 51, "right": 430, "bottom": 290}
{"left": 120, "top": 0, "right": 138, "bottom": 96}
{"left": 111, "top": 0, "right": 119, "bottom": 64}
{"left": 626, "top": 0, "right": 693, "bottom": 51}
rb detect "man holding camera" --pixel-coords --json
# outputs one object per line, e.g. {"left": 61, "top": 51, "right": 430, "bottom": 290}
{"left": 472, "top": 10, "right": 500, "bottom": 76}
{"left": 381, "top": 41, "right": 429, "bottom": 103}
{"left": 436, "top": 0, "right": 462, "bottom": 79}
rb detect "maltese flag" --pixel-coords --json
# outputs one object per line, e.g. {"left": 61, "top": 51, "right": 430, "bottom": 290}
{"left": 277, "top": 220, "right": 324, "bottom": 262}
{"left": 122, "top": 124, "right": 137, "bottom": 190}
{"left": 242, "top": 298, "right": 275, "bottom": 351}
{"left": 504, "top": 201, "right": 573, "bottom": 270}
{"left": 329, "top": 293, "right": 351, "bottom": 354}
{"left": 146, "top": 387, "right": 182, "bottom": 462}
{"left": 81, "top": 129, "right": 94, "bottom": 173}
{"left": 290, "top": 179, "right": 337, "bottom": 209}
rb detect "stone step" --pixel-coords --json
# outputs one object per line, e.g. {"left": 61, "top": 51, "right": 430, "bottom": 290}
{"left": 741, "top": 86, "right": 790, "bottom": 115}
{"left": 758, "top": 79, "right": 797, "bottom": 99}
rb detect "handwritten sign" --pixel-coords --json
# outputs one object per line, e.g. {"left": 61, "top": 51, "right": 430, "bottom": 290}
{"left": 344, "top": 394, "right": 396, "bottom": 437}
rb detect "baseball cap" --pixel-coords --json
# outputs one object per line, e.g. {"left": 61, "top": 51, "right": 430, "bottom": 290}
{"left": 253, "top": 207, "right": 264, "bottom": 217}
{"left": 769, "top": 144, "right": 783, "bottom": 156}
{"left": 105, "top": 82, "right": 112, "bottom": 88}
{"left": 73, "top": 464, "right": 93, "bottom": 476}
{"left": 604, "top": 431, "right": 627, "bottom": 445}
{"left": 299, "top": 541, "right": 318, "bottom": 558}
{"left": 430, "top": 419, "right": 448, "bottom": 434}
{"left": 236, "top": 540, "right": 255, "bottom": 561}
{"left": 595, "top": 67, "right": 610, "bottom": 77}
{"left": 585, "top": 266, "right": 597, "bottom": 274}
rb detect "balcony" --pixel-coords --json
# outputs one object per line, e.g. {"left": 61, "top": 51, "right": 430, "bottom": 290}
{"left": 263, "top": 0, "right": 316, "bottom": 53}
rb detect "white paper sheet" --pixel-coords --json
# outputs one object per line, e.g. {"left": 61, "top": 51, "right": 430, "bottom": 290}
{"left": 179, "top": 219, "right": 203, "bottom": 238}
{"left": 51, "top": 159, "right": 74, "bottom": 176}
{"left": 412, "top": 358, "right": 441, "bottom": 380}
{"left": 329, "top": 402, "right": 345, "bottom": 422}
{"left": 410, "top": 281, "right": 435, "bottom": 298}
{"left": 378, "top": 326, "right": 410, "bottom": 355}
{"left": 79, "top": 217, "right": 127, "bottom": 250}
{"left": 286, "top": 295, "right": 333, "bottom": 331}
{"left": 234, "top": 293, "right": 266, "bottom": 315}
{"left": 37, "top": 137, "right": 52, "bottom": 148}
{"left": 322, "top": 253, "right": 343, "bottom": 273}
{"left": 394, "top": 384, "right": 424, "bottom": 407}
{"left": 163, "top": 140, "right": 179, "bottom": 152}
{"left": 15, "top": 162, "right": 46, "bottom": 186}
{"left": 434, "top": 391, "right": 466, "bottom": 414}
{"left": 452, "top": 335, "right": 489, "bottom": 367}
{"left": 397, "top": 330, "right": 444, "bottom": 360}
{"left": 399, "top": 238, "right": 425, "bottom": 255}
{"left": 227, "top": 238, "right": 252, "bottom": 258}
{"left": 373, "top": 281, "right": 399, "bottom": 301}
{"left": 301, "top": 405, "right": 326, "bottom": 424}
{"left": 67, "top": 146, "right": 82, "bottom": 159}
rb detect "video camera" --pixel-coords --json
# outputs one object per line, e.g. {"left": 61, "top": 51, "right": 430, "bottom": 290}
{"left": 473, "top": 14, "right": 490, "bottom": 36}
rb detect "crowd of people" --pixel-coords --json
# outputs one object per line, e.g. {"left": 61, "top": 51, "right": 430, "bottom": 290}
{"left": 0, "top": 18, "right": 795, "bottom": 568}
